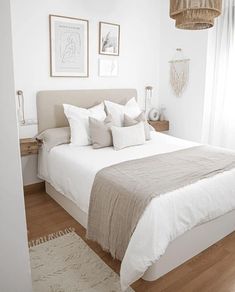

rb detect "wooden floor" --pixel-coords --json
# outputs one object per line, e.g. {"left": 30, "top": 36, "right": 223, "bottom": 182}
{"left": 25, "top": 190, "right": 235, "bottom": 292}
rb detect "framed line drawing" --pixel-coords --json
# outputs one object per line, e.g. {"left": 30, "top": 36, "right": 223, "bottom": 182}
{"left": 49, "top": 15, "right": 89, "bottom": 77}
{"left": 99, "top": 22, "right": 120, "bottom": 56}
{"left": 99, "top": 59, "right": 118, "bottom": 77}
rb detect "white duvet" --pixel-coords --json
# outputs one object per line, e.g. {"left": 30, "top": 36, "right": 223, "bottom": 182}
{"left": 38, "top": 132, "right": 235, "bottom": 291}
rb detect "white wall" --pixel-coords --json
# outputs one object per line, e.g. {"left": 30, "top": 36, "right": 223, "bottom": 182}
{"left": 11, "top": 0, "right": 161, "bottom": 185}
{"left": 11, "top": 0, "right": 160, "bottom": 125}
{"left": 158, "top": 1, "right": 208, "bottom": 142}
{"left": 21, "top": 155, "right": 42, "bottom": 185}
{"left": 0, "top": 0, "right": 32, "bottom": 291}
{"left": 11, "top": 1, "right": 210, "bottom": 186}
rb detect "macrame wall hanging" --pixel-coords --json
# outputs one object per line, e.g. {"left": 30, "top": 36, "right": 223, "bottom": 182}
{"left": 169, "top": 48, "right": 190, "bottom": 97}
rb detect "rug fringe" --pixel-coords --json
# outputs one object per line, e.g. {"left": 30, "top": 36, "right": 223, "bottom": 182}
{"left": 28, "top": 227, "right": 75, "bottom": 248}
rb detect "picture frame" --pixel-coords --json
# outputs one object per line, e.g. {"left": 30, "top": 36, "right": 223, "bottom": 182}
{"left": 99, "top": 22, "right": 120, "bottom": 56}
{"left": 49, "top": 15, "right": 89, "bottom": 77}
{"left": 99, "top": 59, "right": 118, "bottom": 77}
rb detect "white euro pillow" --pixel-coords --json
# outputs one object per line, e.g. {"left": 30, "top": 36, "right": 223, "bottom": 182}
{"left": 111, "top": 122, "right": 146, "bottom": 151}
{"left": 104, "top": 97, "right": 141, "bottom": 126}
{"left": 63, "top": 103, "right": 106, "bottom": 146}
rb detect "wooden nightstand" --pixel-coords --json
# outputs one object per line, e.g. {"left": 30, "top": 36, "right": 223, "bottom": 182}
{"left": 148, "top": 120, "right": 169, "bottom": 132}
{"left": 20, "top": 138, "right": 41, "bottom": 156}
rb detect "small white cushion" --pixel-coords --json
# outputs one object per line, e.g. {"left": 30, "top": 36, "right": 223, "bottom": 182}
{"left": 104, "top": 97, "right": 141, "bottom": 126}
{"left": 111, "top": 122, "right": 146, "bottom": 151}
{"left": 63, "top": 103, "right": 106, "bottom": 146}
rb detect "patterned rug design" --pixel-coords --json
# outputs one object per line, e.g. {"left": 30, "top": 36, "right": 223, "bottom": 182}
{"left": 29, "top": 228, "right": 134, "bottom": 292}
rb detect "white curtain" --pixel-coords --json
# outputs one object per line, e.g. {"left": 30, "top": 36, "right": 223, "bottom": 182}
{"left": 202, "top": 0, "right": 235, "bottom": 149}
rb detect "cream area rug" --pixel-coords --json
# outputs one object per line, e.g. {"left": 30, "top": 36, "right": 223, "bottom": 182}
{"left": 29, "top": 228, "right": 134, "bottom": 292}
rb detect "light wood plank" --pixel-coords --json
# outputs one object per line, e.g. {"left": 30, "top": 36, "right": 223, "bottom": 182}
{"left": 24, "top": 182, "right": 45, "bottom": 196}
{"left": 148, "top": 120, "right": 169, "bottom": 132}
{"left": 20, "top": 138, "right": 41, "bottom": 156}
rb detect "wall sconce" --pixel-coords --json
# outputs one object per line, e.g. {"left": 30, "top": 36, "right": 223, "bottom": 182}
{"left": 145, "top": 86, "right": 153, "bottom": 115}
{"left": 17, "top": 90, "right": 25, "bottom": 125}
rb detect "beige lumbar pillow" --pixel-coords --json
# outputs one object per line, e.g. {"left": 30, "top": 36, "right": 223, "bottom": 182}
{"left": 36, "top": 127, "right": 70, "bottom": 151}
{"left": 111, "top": 122, "right": 146, "bottom": 151}
{"left": 89, "top": 114, "right": 114, "bottom": 149}
{"left": 124, "top": 112, "right": 151, "bottom": 140}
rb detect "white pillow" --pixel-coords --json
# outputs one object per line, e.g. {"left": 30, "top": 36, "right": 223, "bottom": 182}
{"left": 63, "top": 103, "right": 106, "bottom": 146}
{"left": 111, "top": 122, "right": 146, "bottom": 151}
{"left": 104, "top": 97, "right": 141, "bottom": 126}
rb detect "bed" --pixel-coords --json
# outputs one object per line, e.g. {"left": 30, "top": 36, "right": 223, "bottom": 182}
{"left": 37, "top": 89, "right": 235, "bottom": 290}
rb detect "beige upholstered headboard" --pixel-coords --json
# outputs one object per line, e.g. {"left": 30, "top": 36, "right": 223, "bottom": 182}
{"left": 37, "top": 89, "right": 137, "bottom": 133}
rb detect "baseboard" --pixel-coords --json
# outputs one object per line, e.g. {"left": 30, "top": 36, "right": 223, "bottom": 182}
{"left": 24, "top": 182, "right": 45, "bottom": 195}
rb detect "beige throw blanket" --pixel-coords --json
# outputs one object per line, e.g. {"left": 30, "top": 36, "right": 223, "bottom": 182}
{"left": 87, "top": 146, "right": 235, "bottom": 260}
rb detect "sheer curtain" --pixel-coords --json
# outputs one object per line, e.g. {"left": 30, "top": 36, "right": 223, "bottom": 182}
{"left": 202, "top": 0, "right": 235, "bottom": 149}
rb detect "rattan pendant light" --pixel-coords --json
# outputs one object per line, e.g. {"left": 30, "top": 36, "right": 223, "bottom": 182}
{"left": 170, "top": 0, "right": 222, "bottom": 30}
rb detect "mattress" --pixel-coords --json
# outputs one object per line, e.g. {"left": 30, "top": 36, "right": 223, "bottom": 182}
{"left": 38, "top": 131, "right": 235, "bottom": 290}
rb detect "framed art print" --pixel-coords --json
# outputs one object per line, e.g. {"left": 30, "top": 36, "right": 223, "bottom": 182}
{"left": 99, "top": 59, "right": 118, "bottom": 77}
{"left": 49, "top": 15, "right": 89, "bottom": 77}
{"left": 99, "top": 22, "right": 120, "bottom": 56}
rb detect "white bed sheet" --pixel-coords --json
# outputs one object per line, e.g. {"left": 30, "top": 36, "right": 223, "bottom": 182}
{"left": 38, "top": 132, "right": 235, "bottom": 291}
{"left": 39, "top": 132, "right": 196, "bottom": 213}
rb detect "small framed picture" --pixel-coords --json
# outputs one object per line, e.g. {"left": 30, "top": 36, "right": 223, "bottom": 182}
{"left": 49, "top": 15, "right": 89, "bottom": 77}
{"left": 99, "top": 22, "right": 120, "bottom": 56}
{"left": 99, "top": 59, "right": 118, "bottom": 77}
